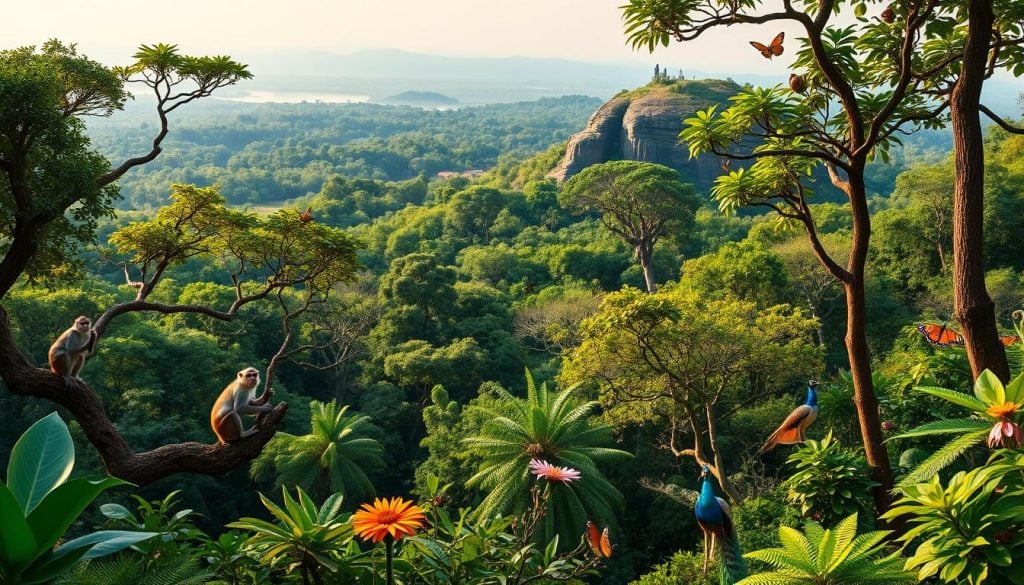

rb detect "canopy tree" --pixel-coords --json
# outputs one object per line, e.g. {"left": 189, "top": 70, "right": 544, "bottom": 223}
{"left": 620, "top": 0, "right": 1024, "bottom": 514}
{"left": 559, "top": 161, "right": 698, "bottom": 292}
{"left": 561, "top": 287, "right": 821, "bottom": 503}
{"left": 0, "top": 39, "right": 361, "bottom": 486}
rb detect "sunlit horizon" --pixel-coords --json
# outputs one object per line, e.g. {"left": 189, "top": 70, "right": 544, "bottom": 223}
{"left": 5, "top": 0, "right": 802, "bottom": 76}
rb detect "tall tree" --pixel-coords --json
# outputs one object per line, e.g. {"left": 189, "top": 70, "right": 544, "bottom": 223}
{"left": 619, "top": 0, "right": 1024, "bottom": 514}
{"left": 946, "top": 0, "right": 1024, "bottom": 382}
{"left": 562, "top": 288, "right": 820, "bottom": 502}
{"left": 559, "top": 161, "right": 698, "bottom": 292}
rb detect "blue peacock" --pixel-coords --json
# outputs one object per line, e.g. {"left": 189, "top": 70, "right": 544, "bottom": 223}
{"left": 694, "top": 464, "right": 747, "bottom": 585}
{"left": 758, "top": 379, "right": 819, "bottom": 454}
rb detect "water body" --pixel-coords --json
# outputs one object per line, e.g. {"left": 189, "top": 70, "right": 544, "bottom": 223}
{"left": 219, "top": 90, "right": 371, "bottom": 104}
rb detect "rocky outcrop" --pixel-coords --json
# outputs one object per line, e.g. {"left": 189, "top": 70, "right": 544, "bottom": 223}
{"left": 548, "top": 79, "right": 743, "bottom": 190}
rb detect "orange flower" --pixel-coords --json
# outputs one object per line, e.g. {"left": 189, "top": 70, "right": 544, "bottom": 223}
{"left": 987, "top": 402, "right": 1021, "bottom": 420}
{"left": 352, "top": 497, "right": 425, "bottom": 543}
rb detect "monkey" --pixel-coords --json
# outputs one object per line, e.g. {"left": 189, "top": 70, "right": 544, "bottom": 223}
{"left": 298, "top": 206, "right": 315, "bottom": 225}
{"left": 48, "top": 316, "right": 98, "bottom": 381}
{"left": 210, "top": 367, "right": 274, "bottom": 443}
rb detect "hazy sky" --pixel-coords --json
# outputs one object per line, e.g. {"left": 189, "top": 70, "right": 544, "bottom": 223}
{"left": 5, "top": 0, "right": 802, "bottom": 74}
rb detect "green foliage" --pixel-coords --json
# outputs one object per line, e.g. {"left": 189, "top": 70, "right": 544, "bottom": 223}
{"left": 400, "top": 477, "right": 598, "bottom": 584}
{"left": 227, "top": 487, "right": 364, "bottom": 583}
{"left": 560, "top": 160, "right": 699, "bottom": 290}
{"left": 563, "top": 286, "right": 820, "bottom": 490}
{"left": 781, "top": 432, "right": 878, "bottom": 525}
{"left": 731, "top": 494, "right": 800, "bottom": 553}
{"left": 464, "top": 371, "right": 631, "bottom": 544}
{"left": 736, "top": 514, "right": 915, "bottom": 585}
{"left": 894, "top": 369, "right": 1024, "bottom": 484}
{"left": 630, "top": 550, "right": 716, "bottom": 585}
{"left": 681, "top": 241, "right": 790, "bottom": 308}
{"left": 0, "top": 413, "right": 156, "bottom": 585}
{"left": 250, "top": 401, "right": 384, "bottom": 503}
{"left": 0, "top": 41, "right": 122, "bottom": 283}
{"left": 59, "top": 555, "right": 212, "bottom": 585}
{"left": 88, "top": 96, "right": 599, "bottom": 208}
{"left": 883, "top": 452, "right": 1024, "bottom": 584}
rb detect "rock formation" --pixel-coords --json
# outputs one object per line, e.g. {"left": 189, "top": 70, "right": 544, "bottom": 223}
{"left": 548, "top": 79, "right": 743, "bottom": 190}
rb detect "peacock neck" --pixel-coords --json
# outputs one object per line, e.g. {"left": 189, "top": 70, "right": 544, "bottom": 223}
{"left": 698, "top": 475, "right": 716, "bottom": 505}
{"left": 806, "top": 386, "right": 818, "bottom": 407}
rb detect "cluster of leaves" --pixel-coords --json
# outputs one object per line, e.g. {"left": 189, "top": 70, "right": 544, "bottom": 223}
{"left": 781, "top": 431, "right": 878, "bottom": 525}
{"left": 884, "top": 453, "right": 1024, "bottom": 584}
{"left": 0, "top": 414, "right": 156, "bottom": 585}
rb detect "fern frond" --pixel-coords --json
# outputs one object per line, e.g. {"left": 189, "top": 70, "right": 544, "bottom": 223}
{"left": 892, "top": 418, "right": 988, "bottom": 440}
{"left": 898, "top": 429, "right": 988, "bottom": 485}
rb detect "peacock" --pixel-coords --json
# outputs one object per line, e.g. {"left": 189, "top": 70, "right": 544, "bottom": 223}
{"left": 758, "top": 379, "right": 818, "bottom": 454}
{"left": 694, "top": 464, "right": 747, "bottom": 585}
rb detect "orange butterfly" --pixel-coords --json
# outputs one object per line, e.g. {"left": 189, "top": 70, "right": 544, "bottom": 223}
{"left": 917, "top": 323, "right": 1019, "bottom": 347}
{"left": 750, "top": 32, "right": 785, "bottom": 59}
{"left": 586, "top": 520, "right": 612, "bottom": 558}
{"left": 917, "top": 323, "right": 964, "bottom": 347}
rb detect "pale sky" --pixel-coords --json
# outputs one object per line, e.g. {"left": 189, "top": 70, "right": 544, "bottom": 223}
{"left": 4, "top": 0, "right": 801, "bottom": 75}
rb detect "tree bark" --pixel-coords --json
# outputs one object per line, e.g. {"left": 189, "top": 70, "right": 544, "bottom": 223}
{"left": 637, "top": 240, "right": 656, "bottom": 293}
{"left": 0, "top": 306, "right": 287, "bottom": 485}
{"left": 845, "top": 174, "right": 895, "bottom": 517}
{"left": 951, "top": 0, "right": 1010, "bottom": 382}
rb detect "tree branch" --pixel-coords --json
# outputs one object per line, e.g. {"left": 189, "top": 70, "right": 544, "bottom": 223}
{"left": 0, "top": 306, "right": 287, "bottom": 485}
{"left": 979, "top": 104, "right": 1024, "bottom": 134}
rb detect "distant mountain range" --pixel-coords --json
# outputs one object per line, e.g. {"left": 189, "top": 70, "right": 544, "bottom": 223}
{"left": 228, "top": 49, "right": 1024, "bottom": 116}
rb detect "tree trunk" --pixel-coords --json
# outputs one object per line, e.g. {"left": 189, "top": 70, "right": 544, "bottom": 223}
{"left": 705, "top": 403, "right": 742, "bottom": 504}
{"left": 807, "top": 297, "right": 826, "bottom": 347}
{"left": 951, "top": 0, "right": 1010, "bottom": 382}
{"left": 845, "top": 174, "right": 895, "bottom": 517}
{"left": 637, "top": 241, "right": 656, "bottom": 293}
{"left": 843, "top": 279, "right": 893, "bottom": 515}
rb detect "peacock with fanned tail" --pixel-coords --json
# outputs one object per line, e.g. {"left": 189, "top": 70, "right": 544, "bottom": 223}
{"left": 694, "top": 464, "right": 747, "bottom": 585}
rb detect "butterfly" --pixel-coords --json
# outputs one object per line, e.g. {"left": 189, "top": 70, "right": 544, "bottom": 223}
{"left": 750, "top": 32, "right": 784, "bottom": 59}
{"left": 917, "top": 323, "right": 964, "bottom": 347}
{"left": 586, "top": 520, "right": 612, "bottom": 558}
{"left": 917, "top": 323, "right": 1020, "bottom": 347}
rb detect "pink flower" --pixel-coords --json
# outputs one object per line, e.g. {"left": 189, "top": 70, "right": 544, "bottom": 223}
{"left": 529, "top": 459, "right": 581, "bottom": 484}
{"left": 987, "top": 421, "right": 1023, "bottom": 449}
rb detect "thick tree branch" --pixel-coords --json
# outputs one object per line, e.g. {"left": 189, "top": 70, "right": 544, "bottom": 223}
{"left": 0, "top": 306, "right": 287, "bottom": 485}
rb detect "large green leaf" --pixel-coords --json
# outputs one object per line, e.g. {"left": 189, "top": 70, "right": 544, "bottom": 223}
{"left": 7, "top": 412, "right": 75, "bottom": 515}
{"left": 974, "top": 370, "right": 1005, "bottom": 404}
{"left": 0, "top": 482, "right": 38, "bottom": 576}
{"left": 1006, "top": 371, "right": 1024, "bottom": 404}
{"left": 26, "top": 476, "right": 131, "bottom": 554}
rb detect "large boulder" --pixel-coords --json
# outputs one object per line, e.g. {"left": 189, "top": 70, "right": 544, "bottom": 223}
{"left": 548, "top": 79, "right": 744, "bottom": 190}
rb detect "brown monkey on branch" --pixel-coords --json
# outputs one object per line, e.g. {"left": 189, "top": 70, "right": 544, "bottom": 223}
{"left": 48, "top": 316, "right": 98, "bottom": 381}
{"left": 210, "top": 367, "right": 274, "bottom": 443}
